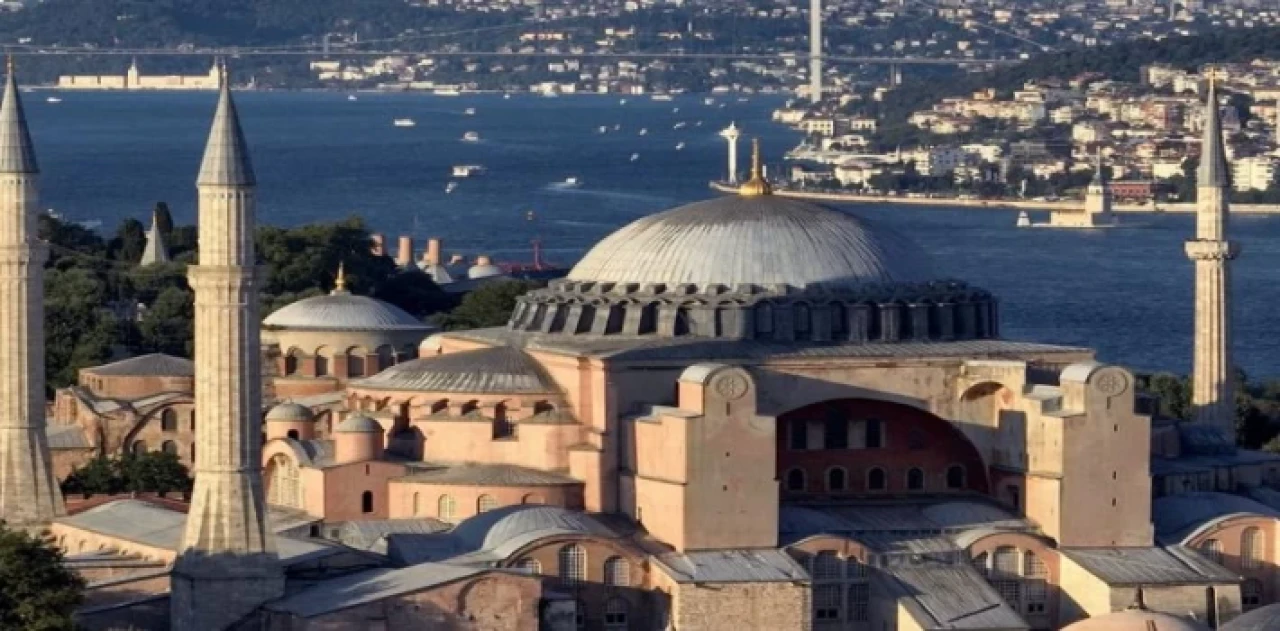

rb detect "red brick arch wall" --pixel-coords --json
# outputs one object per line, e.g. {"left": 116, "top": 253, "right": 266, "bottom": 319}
{"left": 776, "top": 398, "right": 989, "bottom": 497}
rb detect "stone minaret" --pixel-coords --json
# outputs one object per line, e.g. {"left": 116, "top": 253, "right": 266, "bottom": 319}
{"left": 0, "top": 59, "right": 64, "bottom": 528}
{"left": 170, "top": 65, "right": 283, "bottom": 629}
{"left": 1185, "top": 76, "right": 1239, "bottom": 443}
{"left": 809, "top": 0, "right": 822, "bottom": 103}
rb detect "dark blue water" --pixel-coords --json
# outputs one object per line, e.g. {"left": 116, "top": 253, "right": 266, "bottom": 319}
{"left": 21, "top": 90, "right": 1280, "bottom": 377}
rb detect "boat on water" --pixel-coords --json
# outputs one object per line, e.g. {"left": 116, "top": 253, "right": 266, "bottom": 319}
{"left": 675, "top": 142, "right": 686, "bottom": 151}
{"left": 672, "top": 107, "right": 680, "bottom": 113}
{"left": 703, "top": 97, "right": 715, "bottom": 105}
{"left": 652, "top": 94, "right": 674, "bottom": 102}
{"left": 452, "top": 165, "right": 485, "bottom": 178}
{"left": 503, "top": 93, "right": 512, "bottom": 100}
{"left": 673, "top": 121, "right": 686, "bottom": 129}
{"left": 434, "top": 88, "right": 461, "bottom": 96}
{"left": 464, "top": 107, "right": 476, "bottom": 116}
{"left": 46, "top": 96, "right": 62, "bottom": 104}
{"left": 445, "top": 181, "right": 459, "bottom": 194}
{"left": 597, "top": 126, "right": 608, "bottom": 134}
{"left": 619, "top": 98, "right": 628, "bottom": 105}
{"left": 638, "top": 128, "right": 648, "bottom": 136}
{"left": 393, "top": 118, "right": 416, "bottom": 127}
{"left": 550, "top": 177, "right": 582, "bottom": 189}
{"left": 462, "top": 131, "right": 481, "bottom": 142}
{"left": 630, "top": 153, "right": 640, "bottom": 162}
{"left": 695, "top": 121, "right": 703, "bottom": 127}
{"left": 613, "top": 124, "right": 621, "bottom": 131}
{"left": 347, "top": 94, "right": 358, "bottom": 101}
{"left": 1016, "top": 211, "right": 1032, "bottom": 228}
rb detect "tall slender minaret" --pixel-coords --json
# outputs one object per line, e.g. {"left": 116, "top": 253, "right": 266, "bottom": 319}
{"left": 170, "top": 63, "right": 283, "bottom": 629}
{"left": 0, "top": 58, "right": 63, "bottom": 528}
{"left": 809, "top": 0, "right": 822, "bottom": 103}
{"left": 1185, "top": 74, "right": 1239, "bottom": 443}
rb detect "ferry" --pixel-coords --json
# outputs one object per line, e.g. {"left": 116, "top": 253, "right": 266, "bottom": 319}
{"left": 673, "top": 121, "right": 687, "bottom": 129}
{"left": 503, "top": 93, "right": 512, "bottom": 100}
{"left": 619, "top": 98, "right": 628, "bottom": 105}
{"left": 46, "top": 96, "right": 62, "bottom": 104}
{"left": 434, "top": 88, "right": 461, "bottom": 96}
{"left": 393, "top": 118, "right": 416, "bottom": 127}
{"left": 550, "top": 177, "right": 582, "bottom": 189}
{"left": 461, "top": 131, "right": 481, "bottom": 142}
{"left": 347, "top": 94, "right": 358, "bottom": 101}
{"left": 675, "top": 142, "right": 686, "bottom": 151}
{"left": 445, "top": 181, "right": 459, "bottom": 194}
{"left": 597, "top": 126, "right": 608, "bottom": 134}
{"left": 452, "top": 165, "right": 485, "bottom": 178}
{"left": 464, "top": 107, "right": 476, "bottom": 116}
{"left": 638, "top": 128, "right": 648, "bottom": 136}
{"left": 651, "top": 94, "right": 674, "bottom": 102}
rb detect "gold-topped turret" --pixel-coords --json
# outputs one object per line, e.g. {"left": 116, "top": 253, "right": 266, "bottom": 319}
{"left": 332, "top": 261, "right": 349, "bottom": 294}
{"left": 738, "top": 138, "right": 772, "bottom": 197}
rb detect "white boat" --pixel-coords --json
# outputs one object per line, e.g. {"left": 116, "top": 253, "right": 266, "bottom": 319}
{"left": 435, "top": 88, "right": 461, "bottom": 96}
{"left": 612, "top": 124, "right": 621, "bottom": 131}
{"left": 695, "top": 121, "right": 703, "bottom": 127}
{"left": 672, "top": 107, "right": 680, "bottom": 113}
{"left": 347, "top": 94, "right": 358, "bottom": 101}
{"left": 673, "top": 122, "right": 686, "bottom": 129}
{"left": 638, "top": 128, "right": 648, "bottom": 136}
{"left": 452, "top": 165, "right": 485, "bottom": 178}
{"left": 503, "top": 93, "right": 512, "bottom": 100}
{"left": 445, "top": 181, "right": 459, "bottom": 194}
{"left": 652, "top": 94, "right": 674, "bottom": 102}
{"left": 462, "top": 131, "right": 481, "bottom": 142}
{"left": 630, "top": 153, "right": 640, "bottom": 162}
{"left": 464, "top": 107, "right": 476, "bottom": 116}
{"left": 1016, "top": 211, "right": 1032, "bottom": 228}
{"left": 46, "top": 96, "right": 62, "bottom": 104}
{"left": 675, "top": 142, "right": 686, "bottom": 151}
{"left": 393, "top": 118, "right": 416, "bottom": 127}
{"left": 597, "top": 126, "right": 608, "bottom": 134}
{"left": 550, "top": 177, "right": 582, "bottom": 189}
{"left": 619, "top": 98, "right": 628, "bottom": 105}
{"left": 703, "top": 97, "right": 715, "bottom": 105}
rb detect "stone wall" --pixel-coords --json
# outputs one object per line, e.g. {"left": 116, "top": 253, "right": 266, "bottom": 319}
{"left": 671, "top": 580, "right": 810, "bottom": 631}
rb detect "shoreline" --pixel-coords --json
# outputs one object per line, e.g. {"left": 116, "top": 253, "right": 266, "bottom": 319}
{"left": 708, "top": 181, "right": 1280, "bottom": 214}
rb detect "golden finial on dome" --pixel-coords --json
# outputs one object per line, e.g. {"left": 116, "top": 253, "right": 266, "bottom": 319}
{"left": 738, "top": 138, "right": 772, "bottom": 197}
{"left": 332, "top": 261, "right": 349, "bottom": 294}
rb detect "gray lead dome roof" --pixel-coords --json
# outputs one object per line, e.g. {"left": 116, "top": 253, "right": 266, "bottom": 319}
{"left": 263, "top": 293, "right": 431, "bottom": 332}
{"left": 567, "top": 195, "right": 937, "bottom": 289}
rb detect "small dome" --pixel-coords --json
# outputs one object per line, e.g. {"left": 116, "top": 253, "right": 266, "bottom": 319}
{"left": 1221, "top": 603, "right": 1280, "bottom": 631}
{"left": 451, "top": 505, "right": 614, "bottom": 551}
{"left": 467, "top": 263, "right": 505, "bottom": 280}
{"left": 263, "top": 293, "right": 431, "bottom": 332}
{"left": 266, "top": 403, "right": 313, "bottom": 423}
{"left": 567, "top": 195, "right": 937, "bottom": 290}
{"left": 1063, "top": 610, "right": 1208, "bottom": 631}
{"left": 335, "top": 414, "right": 384, "bottom": 433}
{"left": 352, "top": 346, "right": 557, "bottom": 394}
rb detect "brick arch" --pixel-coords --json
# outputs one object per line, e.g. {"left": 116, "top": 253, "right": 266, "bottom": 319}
{"left": 776, "top": 398, "right": 990, "bottom": 496}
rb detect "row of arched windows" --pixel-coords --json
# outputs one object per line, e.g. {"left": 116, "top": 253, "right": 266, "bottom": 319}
{"left": 1199, "top": 528, "right": 1266, "bottom": 571}
{"left": 283, "top": 346, "right": 407, "bottom": 378}
{"left": 421, "top": 492, "right": 546, "bottom": 521}
{"left": 515, "top": 545, "right": 632, "bottom": 589}
{"left": 158, "top": 408, "right": 195, "bottom": 432}
{"left": 785, "top": 465, "right": 966, "bottom": 493}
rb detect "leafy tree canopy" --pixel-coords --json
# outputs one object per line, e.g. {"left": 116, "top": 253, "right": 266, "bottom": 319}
{"left": 0, "top": 522, "right": 85, "bottom": 631}
{"left": 61, "top": 451, "right": 193, "bottom": 496}
{"left": 432, "top": 280, "right": 542, "bottom": 331}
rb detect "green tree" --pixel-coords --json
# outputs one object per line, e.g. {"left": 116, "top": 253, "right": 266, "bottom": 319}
{"left": 432, "top": 280, "right": 542, "bottom": 331}
{"left": 60, "top": 452, "right": 193, "bottom": 496}
{"left": 152, "top": 201, "right": 174, "bottom": 242}
{"left": 44, "top": 266, "right": 120, "bottom": 390}
{"left": 61, "top": 456, "right": 119, "bottom": 496}
{"left": 371, "top": 268, "right": 450, "bottom": 319}
{"left": 110, "top": 217, "right": 147, "bottom": 263}
{"left": 0, "top": 522, "right": 84, "bottom": 630}
{"left": 138, "top": 286, "right": 194, "bottom": 357}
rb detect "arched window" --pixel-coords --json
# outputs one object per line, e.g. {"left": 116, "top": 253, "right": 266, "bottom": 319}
{"left": 284, "top": 350, "right": 300, "bottom": 376}
{"left": 361, "top": 491, "right": 374, "bottom": 514}
{"left": 755, "top": 302, "right": 774, "bottom": 335}
{"left": 492, "top": 403, "right": 514, "bottom": 439}
{"left": 786, "top": 468, "right": 806, "bottom": 492}
{"left": 517, "top": 558, "right": 542, "bottom": 574}
{"left": 315, "top": 354, "right": 329, "bottom": 377}
{"left": 477, "top": 494, "right": 497, "bottom": 513}
{"left": 523, "top": 493, "right": 544, "bottom": 505}
{"left": 161, "top": 440, "right": 178, "bottom": 455}
{"left": 992, "top": 547, "right": 1021, "bottom": 609}
{"left": 1200, "top": 539, "right": 1223, "bottom": 565}
{"left": 286, "top": 429, "right": 299, "bottom": 440}
{"left": 559, "top": 544, "right": 586, "bottom": 584}
{"left": 604, "top": 556, "right": 631, "bottom": 587}
{"left": 347, "top": 349, "right": 366, "bottom": 378}
{"left": 907, "top": 468, "right": 925, "bottom": 490}
{"left": 131, "top": 440, "right": 147, "bottom": 455}
{"left": 993, "top": 547, "right": 1020, "bottom": 576}
{"left": 1242, "top": 528, "right": 1264, "bottom": 569}
{"left": 812, "top": 551, "right": 843, "bottom": 580}
{"left": 160, "top": 409, "right": 178, "bottom": 432}
{"left": 376, "top": 345, "right": 396, "bottom": 370}
{"left": 412, "top": 492, "right": 421, "bottom": 516}
{"left": 1242, "top": 578, "right": 1263, "bottom": 609}
{"left": 946, "top": 465, "right": 966, "bottom": 489}
{"left": 794, "top": 303, "right": 811, "bottom": 340}
{"left": 437, "top": 494, "right": 456, "bottom": 521}
{"left": 604, "top": 598, "right": 629, "bottom": 630}
{"left": 827, "top": 467, "right": 847, "bottom": 492}
{"left": 867, "top": 467, "right": 886, "bottom": 491}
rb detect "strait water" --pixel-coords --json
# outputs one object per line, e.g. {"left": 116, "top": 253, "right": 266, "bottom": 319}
{"left": 22, "top": 90, "right": 1280, "bottom": 377}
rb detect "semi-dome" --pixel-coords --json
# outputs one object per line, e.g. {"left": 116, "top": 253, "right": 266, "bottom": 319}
{"left": 567, "top": 195, "right": 936, "bottom": 289}
{"left": 335, "top": 414, "right": 384, "bottom": 433}
{"left": 1221, "top": 603, "right": 1280, "bottom": 631}
{"left": 263, "top": 293, "right": 430, "bottom": 332}
{"left": 1063, "top": 591, "right": 1208, "bottom": 631}
{"left": 452, "top": 505, "right": 615, "bottom": 552}
{"left": 266, "top": 402, "right": 313, "bottom": 423}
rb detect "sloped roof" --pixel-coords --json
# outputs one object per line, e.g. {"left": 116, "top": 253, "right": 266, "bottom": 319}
{"left": 395, "top": 463, "right": 580, "bottom": 487}
{"left": 83, "top": 354, "right": 194, "bottom": 378}
{"left": 1152, "top": 492, "right": 1280, "bottom": 544}
{"left": 264, "top": 563, "right": 486, "bottom": 618}
{"left": 353, "top": 346, "right": 558, "bottom": 394}
{"left": 451, "top": 505, "right": 615, "bottom": 552}
{"left": 653, "top": 549, "right": 808, "bottom": 583}
{"left": 881, "top": 565, "right": 1029, "bottom": 631}
{"left": 1062, "top": 546, "right": 1240, "bottom": 586}
{"left": 336, "top": 518, "right": 452, "bottom": 551}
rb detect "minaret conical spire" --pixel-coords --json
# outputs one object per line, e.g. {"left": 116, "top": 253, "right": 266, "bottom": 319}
{"left": 196, "top": 63, "right": 254, "bottom": 186}
{"left": 0, "top": 56, "right": 38, "bottom": 175}
{"left": 1199, "top": 74, "right": 1229, "bottom": 189}
{"left": 139, "top": 206, "right": 170, "bottom": 266}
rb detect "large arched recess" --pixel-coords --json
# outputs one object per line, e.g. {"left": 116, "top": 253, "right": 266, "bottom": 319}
{"left": 776, "top": 398, "right": 990, "bottom": 497}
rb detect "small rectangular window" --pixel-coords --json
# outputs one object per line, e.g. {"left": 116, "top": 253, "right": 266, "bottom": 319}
{"left": 789, "top": 420, "right": 807, "bottom": 450}
{"left": 824, "top": 414, "right": 848, "bottom": 450}
{"left": 865, "top": 419, "right": 883, "bottom": 449}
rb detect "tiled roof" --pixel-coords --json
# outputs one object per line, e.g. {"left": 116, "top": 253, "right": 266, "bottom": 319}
{"left": 352, "top": 346, "right": 558, "bottom": 394}
{"left": 778, "top": 499, "right": 1030, "bottom": 545}
{"left": 881, "top": 565, "right": 1029, "bottom": 631}
{"left": 264, "top": 564, "right": 485, "bottom": 618}
{"left": 654, "top": 549, "right": 808, "bottom": 584}
{"left": 1062, "top": 546, "right": 1240, "bottom": 586}
{"left": 336, "top": 518, "right": 452, "bottom": 550}
{"left": 395, "top": 463, "right": 581, "bottom": 487}
{"left": 83, "top": 354, "right": 194, "bottom": 377}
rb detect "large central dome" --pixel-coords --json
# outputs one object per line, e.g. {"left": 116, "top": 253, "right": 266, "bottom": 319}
{"left": 568, "top": 195, "right": 935, "bottom": 289}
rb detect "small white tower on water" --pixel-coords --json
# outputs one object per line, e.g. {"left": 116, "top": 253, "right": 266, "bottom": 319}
{"left": 1185, "top": 73, "right": 1239, "bottom": 444}
{"left": 0, "top": 58, "right": 64, "bottom": 529}
{"left": 720, "top": 122, "right": 742, "bottom": 184}
{"left": 1084, "top": 149, "right": 1114, "bottom": 222}
{"left": 170, "top": 63, "right": 284, "bottom": 629}
{"left": 809, "top": 0, "right": 823, "bottom": 103}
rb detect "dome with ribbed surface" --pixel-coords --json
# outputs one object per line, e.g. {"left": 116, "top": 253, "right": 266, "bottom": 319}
{"left": 351, "top": 346, "right": 557, "bottom": 394}
{"left": 263, "top": 293, "right": 431, "bottom": 332}
{"left": 568, "top": 195, "right": 936, "bottom": 289}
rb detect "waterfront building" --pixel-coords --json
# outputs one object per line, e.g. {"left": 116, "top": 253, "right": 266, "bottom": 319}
{"left": 20, "top": 68, "right": 1280, "bottom": 631}
{"left": 1231, "top": 156, "right": 1276, "bottom": 192}
{"left": 57, "top": 58, "right": 220, "bottom": 91}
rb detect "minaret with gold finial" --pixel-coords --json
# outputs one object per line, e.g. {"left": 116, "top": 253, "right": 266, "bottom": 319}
{"left": 0, "top": 57, "right": 64, "bottom": 528}
{"left": 1185, "top": 70, "right": 1239, "bottom": 443}
{"left": 738, "top": 139, "right": 772, "bottom": 197}
{"left": 170, "top": 61, "right": 283, "bottom": 629}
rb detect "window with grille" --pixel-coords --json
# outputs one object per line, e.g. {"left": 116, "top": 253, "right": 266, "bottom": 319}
{"left": 438, "top": 494, "right": 456, "bottom": 521}
{"left": 560, "top": 544, "right": 587, "bottom": 584}
{"left": 1242, "top": 528, "right": 1264, "bottom": 569}
{"left": 847, "top": 558, "right": 868, "bottom": 579}
{"left": 477, "top": 495, "right": 497, "bottom": 513}
{"left": 1200, "top": 539, "right": 1223, "bottom": 565}
{"left": 1024, "top": 579, "right": 1048, "bottom": 614}
{"left": 812, "top": 551, "right": 843, "bottom": 580}
{"left": 995, "top": 580, "right": 1021, "bottom": 609}
{"left": 993, "top": 547, "right": 1019, "bottom": 576}
{"left": 814, "top": 584, "right": 843, "bottom": 621}
{"left": 849, "top": 583, "right": 870, "bottom": 622}
{"left": 972, "top": 552, "right": 990, "bottom": 575}
{"left": 824, "top": 412, "right": 848, "bottom": 449}
{"left": 604, "top": 598, "right": 628, "bottom": 629}
{"left": 1242, "top": 579, "right": 1263, "bottom": 609}
{"left": 517, "top": 558, "right": 542, "bottom": 575}
{"left": 605, "top": 557, "right": 631, "bottom": 587}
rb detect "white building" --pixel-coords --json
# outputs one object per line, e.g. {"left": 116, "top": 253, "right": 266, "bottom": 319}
{"left": 1232, "top": 156, "right": 1276, "bottom": 191}
{"left": 906, "top": 146, "right": 967, "bottom": 176}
